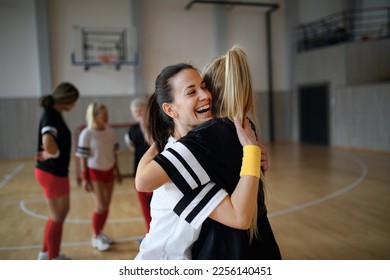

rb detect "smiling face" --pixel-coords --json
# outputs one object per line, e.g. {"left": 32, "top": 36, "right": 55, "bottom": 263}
{"left": 162, "top": 68, "right": 213, "bottom": 137}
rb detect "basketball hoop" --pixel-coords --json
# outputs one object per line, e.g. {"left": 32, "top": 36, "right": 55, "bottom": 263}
{"left": 98, "top": 54, "right": 115, "bottom": 64}
{"left": 71, "top": 26, "right": 139, "bottom": 70}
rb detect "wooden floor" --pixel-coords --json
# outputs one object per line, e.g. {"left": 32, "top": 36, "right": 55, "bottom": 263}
{"left": 0, "top": 143, "right": 389, "bottom": 260}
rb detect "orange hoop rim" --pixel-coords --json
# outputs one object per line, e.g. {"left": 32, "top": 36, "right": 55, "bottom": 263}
{"left": 98, "top": 54, "right": 115, "bottom": 64}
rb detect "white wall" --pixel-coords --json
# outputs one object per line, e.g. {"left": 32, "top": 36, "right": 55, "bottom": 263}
{"left": 47, "top": 0, "right": 287, "bottom": 95}
{"left": 225, "top": 1, "right": 288, "bottom": 92}
{"left": 227, "top": 6, "right": 268, "bottom": 92}
{"left": 332, "top": 83, "right": 390, "bottom": 151}
{"left": 142, "top": 0, "right": 216, "bottom": 94}
{"left": 0, "top": 0, "right": 41, "bottom": 97}
{"left": 141, "top": 0, "right": 288, "bottom": 93}
{"left": 48, "top": 0, "right": 136, "bottom": 96}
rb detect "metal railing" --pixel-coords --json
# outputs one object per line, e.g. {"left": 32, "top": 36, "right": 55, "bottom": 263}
{"left": 297, "top": 6, "right": 390, "bottom": 52}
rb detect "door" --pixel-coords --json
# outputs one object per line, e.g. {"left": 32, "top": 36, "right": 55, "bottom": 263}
{"left": 299, "top": 84, "right": 329, "bottom": 145}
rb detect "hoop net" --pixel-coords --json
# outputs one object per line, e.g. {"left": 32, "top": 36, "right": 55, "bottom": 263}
{"left": 98, "top": 54, "right": 115, "bottom": 64}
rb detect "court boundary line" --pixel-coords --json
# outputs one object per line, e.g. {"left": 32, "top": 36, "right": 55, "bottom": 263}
{"left": 0, "top": 163, "right": 25, "bottom": 190}
{"left": 19, "top": 200, "right": 144, "bottom": 224}
{"left": 0, "top": 235, "right": 145, "bottom": 251}
{"left": 18, "top": 189, "right": 143, "bottom": 224}
{"left": 269, "top": 153, "right": 367, "bottom": 217}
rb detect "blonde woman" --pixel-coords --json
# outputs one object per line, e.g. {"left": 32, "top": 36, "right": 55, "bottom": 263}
{"left": 76, "top": 102, "right": 122, "bottom": 251}
{"left": 195, "top": 45, "right": 280, "bottom": 259}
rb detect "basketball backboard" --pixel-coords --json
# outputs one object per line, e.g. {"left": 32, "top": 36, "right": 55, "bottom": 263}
{"left": 71, "top": 25, "right": 138, "bottom": 71}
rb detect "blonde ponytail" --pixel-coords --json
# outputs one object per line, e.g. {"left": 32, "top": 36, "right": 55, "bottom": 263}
{"left": 203, "top": 44, "right": 265, "bottom": 243}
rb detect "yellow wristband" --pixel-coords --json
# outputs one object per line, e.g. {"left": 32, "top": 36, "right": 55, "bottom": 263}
{"left": 240, "top": 145, "right": 261, "bottom": 179}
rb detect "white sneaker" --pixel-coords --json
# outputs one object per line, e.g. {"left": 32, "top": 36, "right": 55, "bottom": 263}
{"left": 37, "top": 251, "right": 70, "bottom": 260}
{"left": 91, "top": 234, "right": 110, "bottom": 251}
{"left": 37, "top": 251, "right": 48, "bottom": 260}
{"left": 100, "top": 233, "right": 114, "bottom": 244}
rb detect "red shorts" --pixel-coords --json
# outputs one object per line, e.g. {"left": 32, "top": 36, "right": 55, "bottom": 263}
{"left": 86, "top": 167, "right": 114, "bottom": 183}
{"left": 35, "top": 168, "right": 70, "bottom": 199}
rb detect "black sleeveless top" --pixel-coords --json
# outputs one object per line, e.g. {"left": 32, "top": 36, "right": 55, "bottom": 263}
{"left": 127, "top": 123, "right": 150, "bottom": 174}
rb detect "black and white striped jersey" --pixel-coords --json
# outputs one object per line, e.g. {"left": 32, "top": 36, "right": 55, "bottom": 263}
{"left": 36, "top": 107, "right": 71, "bottom": 177}
{"left": 135, "top": 137, "right": 227, "bottom": 259}
{"left": 155, "top": 118, "right": 242, "bottom": 196}
{"left": 154, "top": 137, "right": 228, "bottom": 228}
{"left": 154, "top": 117, "right": 281, "bottom": 260}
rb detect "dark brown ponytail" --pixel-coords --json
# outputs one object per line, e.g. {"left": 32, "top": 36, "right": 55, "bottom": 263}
{"left": 146, "top": 92, "right": 173, "bottom": 152}
{"left": 39, "top": 82, "right": 79, "bottom": 108}
{"left": 39, "top": 95, "right": 55, "bottom": 108}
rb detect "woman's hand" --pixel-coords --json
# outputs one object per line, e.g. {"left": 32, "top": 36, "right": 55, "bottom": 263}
{"left": 36, "top": 148, "right": 59, "bottom": 162}
{"left": 36, "top": 151, "right": 49, "bottom": 162}
{"left": 233, "top": 116, "right": 258, "bottom": 147}
{"left": 259, "top": 143, "right": 270, "bottom": 173}
{"left": 135, "top": 143, "right": 170, "bottom": 192}
{"left": 82, "top": 180, "right": 93, "bottom": 192}
{"left": 38, "top": 134, "right": 59, "bottom": 161}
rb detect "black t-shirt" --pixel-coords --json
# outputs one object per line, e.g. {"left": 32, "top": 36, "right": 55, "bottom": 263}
{"left": 36, "top": 107, "right": 71, "bottom": 177}
{"left": 127, "top": 123, "right": 149, "bottom": 174}
{"left": 155, "top": 117, "right": 281, "bottom": 259}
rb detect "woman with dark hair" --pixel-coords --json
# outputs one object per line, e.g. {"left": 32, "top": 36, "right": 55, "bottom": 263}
{"left": 134, "top": 62, "right": 261, "bottom": 260}
{"left": 136, "top": 45, "right": 281, "bottom": 259}
{"left": 35, "top": 82, "right": 79, "bottom": 260}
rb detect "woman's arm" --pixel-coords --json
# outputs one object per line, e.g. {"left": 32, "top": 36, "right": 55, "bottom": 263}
{"left": 42, "top": 134, "right": 57, "bottom": 154}
{"left": 113, "top": 154, "right": 122, "bottom": 184}
{"left": 136, "top": 117, "right": 261, "bottom": 230}
{"left": 208, "top": 175, "right": 258, "bottom": 229}
{"left": 136, "top": 134, "right": 267, "bottom": 193}
{"left": 136, "top": 119, "right": 268, "bottom": 193}
{"left": 36, "top": 134, "right": 59, "bottom": 161}
{"left": 259, "top": 142, "right": 270, "bottom": 173}
{"left": 80, "top": 157, "right": 93, "bottom": 192}
{"left": 135, "top": 143, "right": 170, "bottom": 192}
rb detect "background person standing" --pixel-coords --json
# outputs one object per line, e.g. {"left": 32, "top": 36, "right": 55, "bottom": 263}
{"left": 35, "top": 82, "right": 79, "bottom": 260}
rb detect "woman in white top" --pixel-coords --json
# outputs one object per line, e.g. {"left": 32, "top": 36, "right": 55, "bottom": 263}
{"left": 76, "top": 102, "right": 122, "bottom": 251}
{"left": 135, "top": 62, "right": 261, "bottom": 259}
{"left": 136, "top": 46, "right": 280, "bottom": 260}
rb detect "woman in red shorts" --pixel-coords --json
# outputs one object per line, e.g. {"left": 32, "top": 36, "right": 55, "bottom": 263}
{"left": 76, "top": 102, "right": 122, "bottom": 251}
{"left": 35, "top": 82, "right": 79, "bottom": 260}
